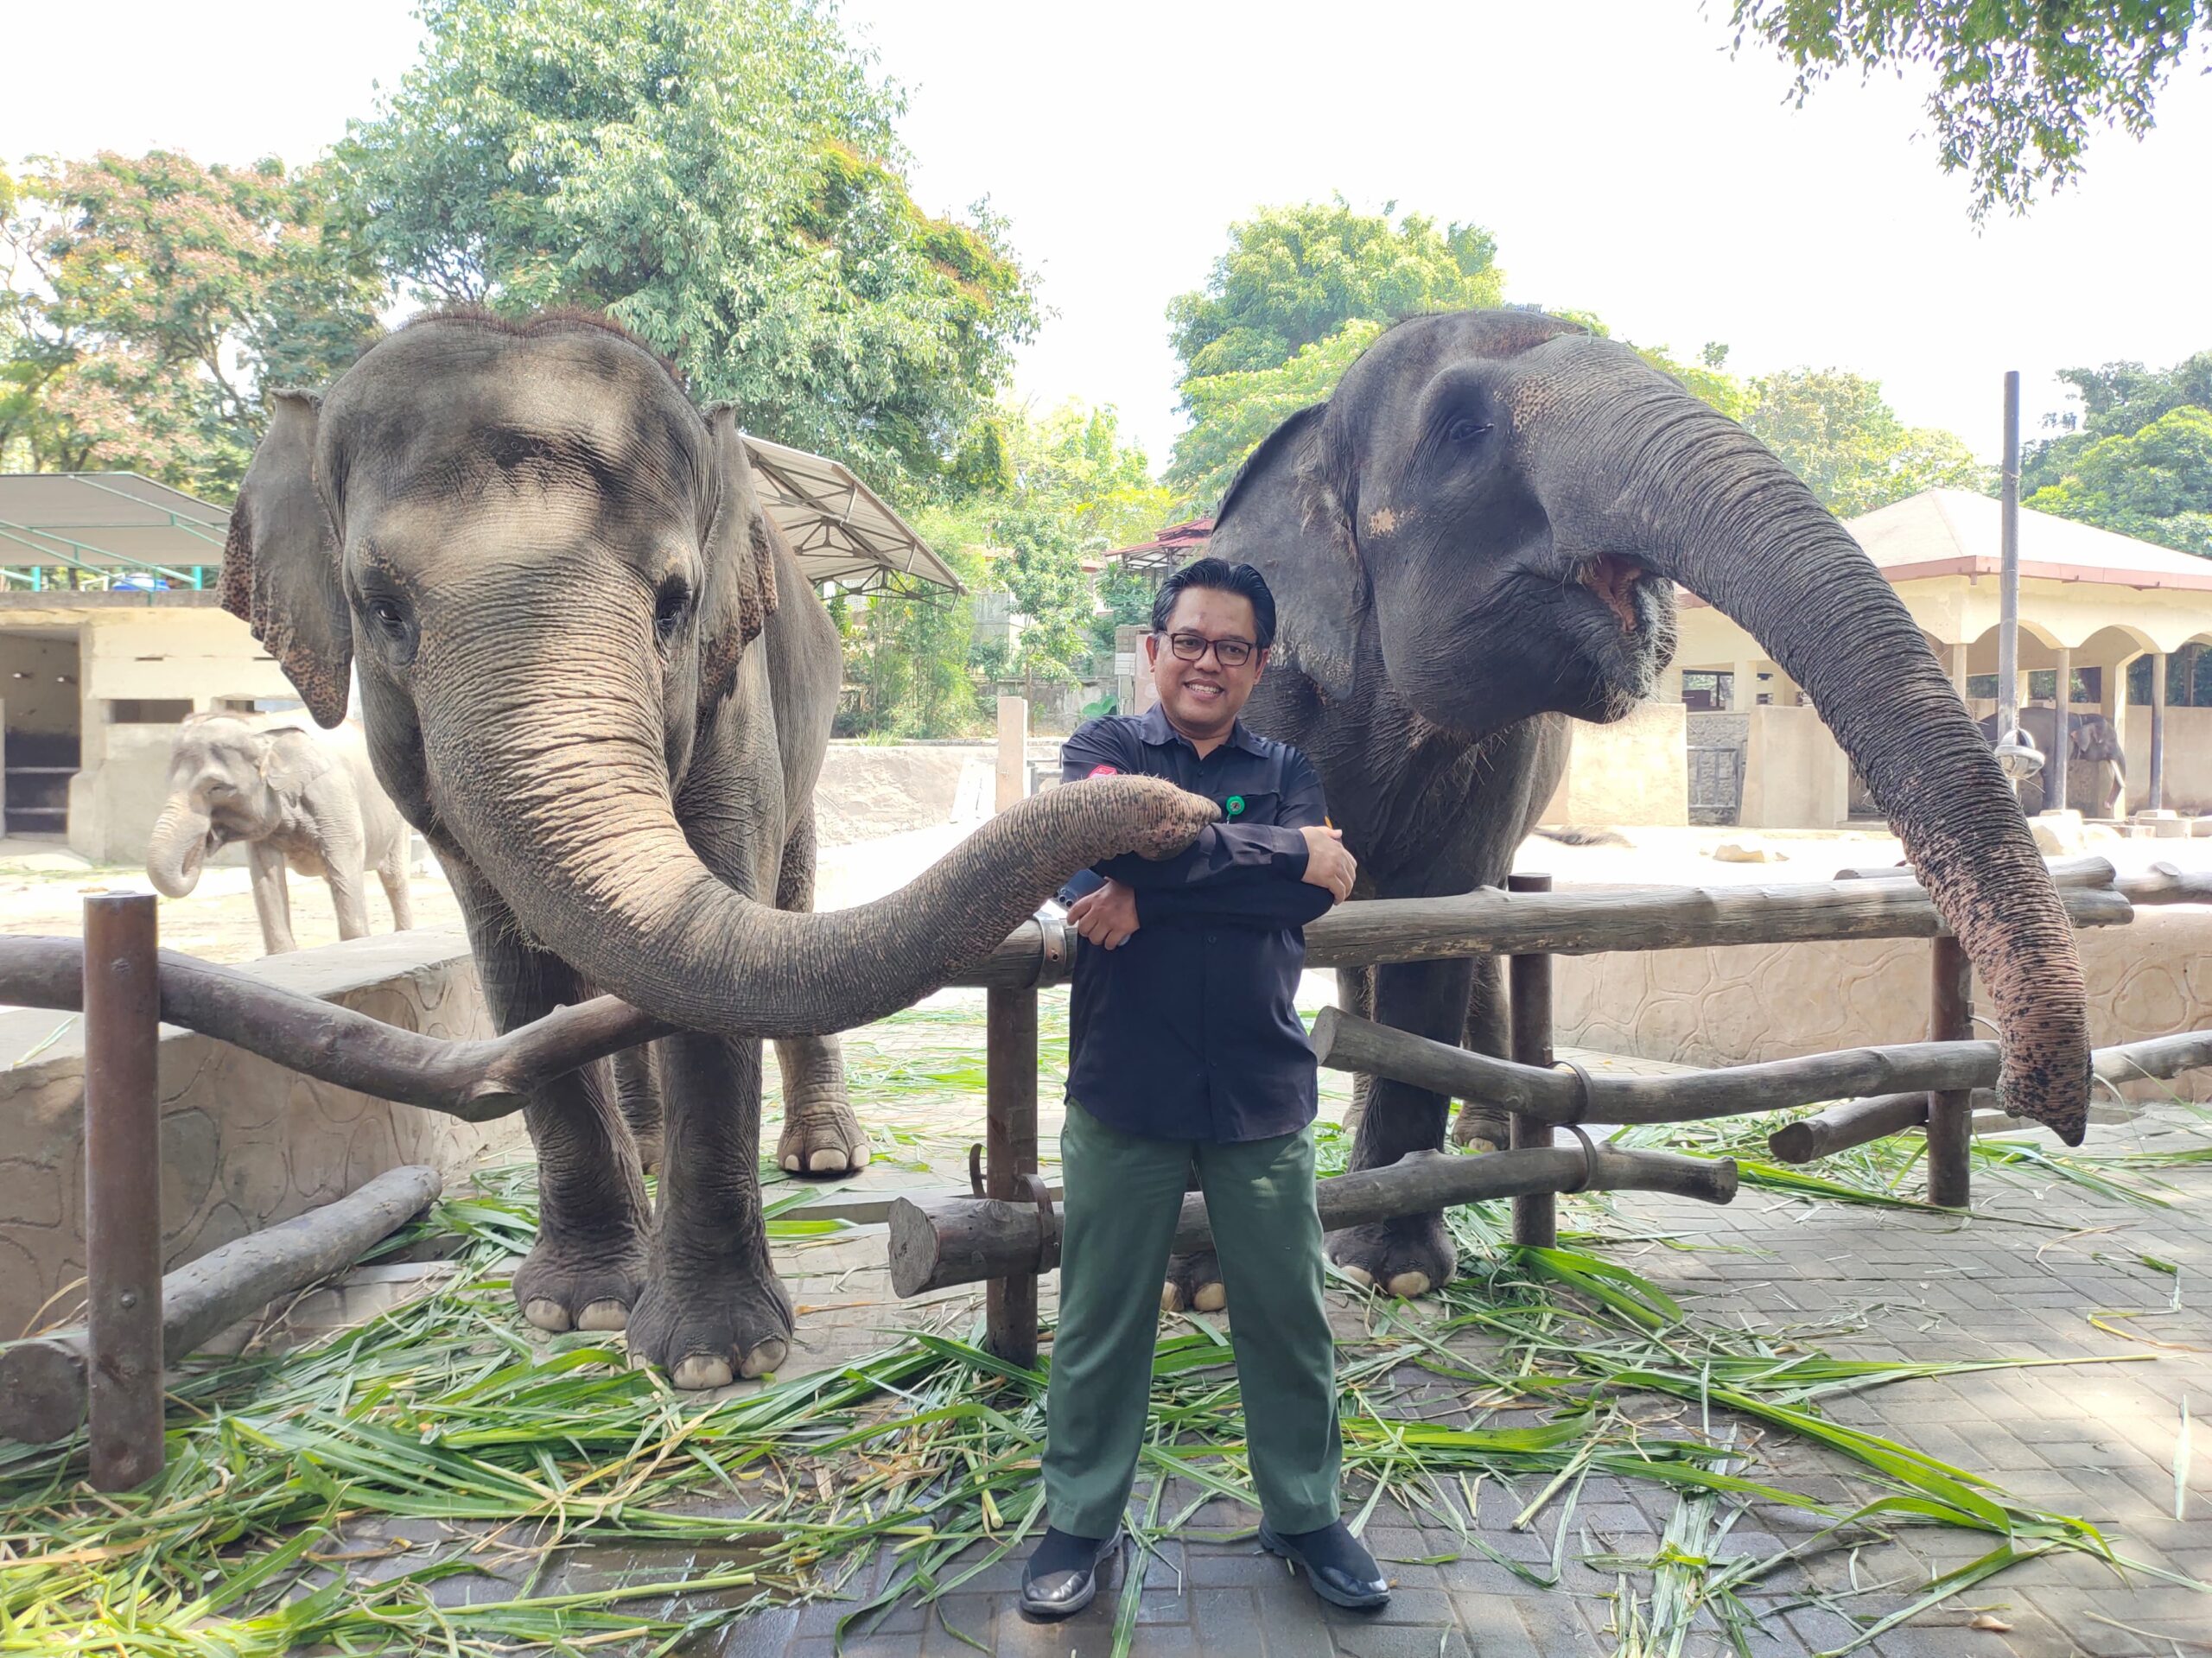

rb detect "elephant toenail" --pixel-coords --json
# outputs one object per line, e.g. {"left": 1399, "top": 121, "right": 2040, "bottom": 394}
{"left": 524, "top": 1298, "right": 574, "bottom": 1332}
{"left": 1386, "top": 1271, "right": 1433, "bottom": 1299}
{"left": 740, "top": 1339, "right": 787, "bottom": 1378}
{"left": 1462, "top": 1136, "right": 1501, "bottom": 1154}
{"left": 846, "top": 1143, "right": 870, "bottom": 1170}
{"left": 780, "top": 1153, "right": 800, "bottom": 1172}
{"left": 1160, "top": 1282, "right": 1183, "bottom": 1312}
{"left": 1192, "top": 1282, "right": 1228, "bottom": 1312}
{"left": 1337, "top": 1265, "right": 1376, "bottom": 1291}
{"left": 577, "top": 1299, "right": 628, "bottom": 1331}
{"left": 673, "top": 1355, "right": 735, "bottom": 1390}
{"left": 806, "top": 1148, "right": 849, "bottom": 1173}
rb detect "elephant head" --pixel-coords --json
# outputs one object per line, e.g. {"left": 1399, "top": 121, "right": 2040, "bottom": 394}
{"left": 146, "top": 713, "right": 310, "bottom": 896}
{"left": 1213, "top": 312, "right": 2091, "bottom": 1141}
{"left": 220, "top": 313, "right": 1211, "bottom": 1036}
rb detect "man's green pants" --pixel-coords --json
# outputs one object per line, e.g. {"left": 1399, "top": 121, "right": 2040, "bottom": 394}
{"left": 1043, "top": 1099, "right": 1342, "bottom": 1538}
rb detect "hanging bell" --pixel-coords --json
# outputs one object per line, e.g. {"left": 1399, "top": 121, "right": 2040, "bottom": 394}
{"left": 1992, "top": 726, "right": 2045, "bottom": 781}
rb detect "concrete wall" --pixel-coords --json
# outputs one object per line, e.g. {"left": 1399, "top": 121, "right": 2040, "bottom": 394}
{"left": 1738, "top": 703, "right": 1853, "bottom": 830}
{"left": 0, "top": 931, "right": 518, "bottom": 1341}
{"left": 0, "top": 634, "right": 82, "bottom": 736}
{"left": 1554, "top": 905, "right": 2212, "bottom": 1103}
{"left": 1541, "top": 702, "right": 1688, "bottom": 827}
{"left": 814, "top": 739, "right": 1064, "bottom": 843}
{"left": 2125, "top": 706, "right": 2212, "bottom": 814}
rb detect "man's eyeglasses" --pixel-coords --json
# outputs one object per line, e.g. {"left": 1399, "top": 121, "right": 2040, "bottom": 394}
{"left": 1161, "top": 631, "right": 1257, "bottom": 669}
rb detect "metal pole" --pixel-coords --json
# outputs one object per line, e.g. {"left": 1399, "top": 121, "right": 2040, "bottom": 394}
{"left": 983, "top": 985, "right": 1039, "bottom": 1369}
{"left": 1999, "top": 371, "right": 2022, "bottom": 798}
{"left": 1507, "top": 873, "right": 1556, "bottom": 1249}
{"left": 83, "top": 893, "right": 164, "bottom": 1489}
{"left": 1926, "top": 935, "right": 1974, "bottom": 1210}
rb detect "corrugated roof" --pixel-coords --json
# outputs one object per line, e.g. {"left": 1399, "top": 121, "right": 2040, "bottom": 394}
{"left": 0, "top": 473, "right": 228, "bottom": 577}
{"left": 742, "top": 436, "right": 960, "bottom": 594}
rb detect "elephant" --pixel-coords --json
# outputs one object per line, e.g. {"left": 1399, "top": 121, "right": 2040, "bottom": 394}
{"left": 219, "top": 308, "right": 1212, "bottom": 1388}
{"left": 1198, "top": 308, "right": 2088, "bottom": 1302}
{"left": 146, "top": 712, "right": 413, "bottom": 954}
{"left": 1977, "top": 707, "right": 2127, "bottom": 816}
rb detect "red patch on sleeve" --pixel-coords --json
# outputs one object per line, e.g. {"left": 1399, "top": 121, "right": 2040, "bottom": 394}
{"left": 1087, "top": 764, "right": 1119, "bottom": 777}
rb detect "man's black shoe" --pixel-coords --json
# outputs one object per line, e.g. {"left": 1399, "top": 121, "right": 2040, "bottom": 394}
{"left": 1018, "top": 1526, "right": 1122, "bottom": 1620}
{"left": 1260, "top": 1520, "right": 1391, "bottom": 1610}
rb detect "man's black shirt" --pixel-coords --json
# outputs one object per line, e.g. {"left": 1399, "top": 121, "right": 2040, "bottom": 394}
{"left": 1058, "top": 703, "right": 1332, "bottom": 1143}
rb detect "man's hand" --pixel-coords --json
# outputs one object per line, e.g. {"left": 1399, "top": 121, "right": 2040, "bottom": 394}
{"left": 1300, "top": 825, "right": 1357, "bottom": 905}
{"left": 1069, "top": 878, "right": 1141, "bottom": 950}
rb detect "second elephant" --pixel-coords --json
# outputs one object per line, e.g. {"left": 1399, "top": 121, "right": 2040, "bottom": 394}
{"left": 147, "top": 713, "right": 414, "bottom": 954}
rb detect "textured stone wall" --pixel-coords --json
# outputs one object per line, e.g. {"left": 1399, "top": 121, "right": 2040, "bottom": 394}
{"left": 0, "top": 931, "right": 517, "bottom": 1341}
{"left": 1554, "top": 905, "right": 2212, "bottom": 1102}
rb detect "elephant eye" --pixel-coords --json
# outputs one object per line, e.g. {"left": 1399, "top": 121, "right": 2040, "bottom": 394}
{"left": 1444, "top": 416, "right": 1493, "bottom": 445}
{"left": 655, "top": 577, "right": 692, "bottom": 645}
{"left": 365, "top": 597, "right": 409, "bottom": 639}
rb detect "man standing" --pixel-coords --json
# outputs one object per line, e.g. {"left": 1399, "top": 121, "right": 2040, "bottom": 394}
{"left": 1020, "top": 558, "right": 1390, "bottom": 1618}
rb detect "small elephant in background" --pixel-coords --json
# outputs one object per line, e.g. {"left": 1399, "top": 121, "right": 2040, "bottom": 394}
{"left": 146, "top": 712, "right": 414, "bottom": 954}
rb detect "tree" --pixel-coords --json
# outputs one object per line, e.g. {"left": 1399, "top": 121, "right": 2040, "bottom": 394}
{"left": 1728, "top": 1, "right": 2209, "bottom": 215}
{"left": 337, "top": 0, "right": 1037, "bottom": 494}
{"left": 0, "top": 151, "right": 381, "bottom": 497}
{"left": 1166, "top": 201, "right": 1503, "bottom": 509}
{"left": 2027, "top": 405, "right": 2212, "bottom": 557}
{"left": 1742, "top": 367, "right": 1987, "bottom": 516}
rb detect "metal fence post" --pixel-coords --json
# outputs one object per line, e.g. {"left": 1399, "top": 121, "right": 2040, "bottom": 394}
{"left": 1927, "top": 934, "right": 1974, "bottom": 1209}
{"left": 984, "top": 985, "right": 1040, "bottom": 1369}
{"left": 84, "top": 893, "right": 164, "bottom": 1489}
{"left": 1507, "top": 873, "right": 1558, "bottom": 1249}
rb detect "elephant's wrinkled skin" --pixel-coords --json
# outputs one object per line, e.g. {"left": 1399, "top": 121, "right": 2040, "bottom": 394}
{"left": 1207, "top": 312, "right": 2090, "bottom": 1300}
{"left": 1978, "top": 707, "right": 2127, "bottom": 816}
{"left": 220, "top": 310, "right": 1216, "bottom": 1387}
{"left": 147, "top": 712, "right": 413, "bottom": 955}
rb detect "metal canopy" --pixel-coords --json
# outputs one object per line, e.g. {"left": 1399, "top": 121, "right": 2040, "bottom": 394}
{"left": 0, "top": 473, "right": 228, "bottom": 588}
{"left": 743, "top": 435, "right": 961, "bottom": 596}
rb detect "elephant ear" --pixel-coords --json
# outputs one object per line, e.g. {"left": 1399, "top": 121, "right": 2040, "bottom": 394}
{"left": 257, "top": 726, "right": 334, "bottom": 799}
{"left": 1215, "top": 402, "right": 1365, "bottom": 699}
{"left": 220, "top": 389, "right": 353, "bottom": 728}
{"left": 696, "top": 402, "right": 781, "bottom": 715}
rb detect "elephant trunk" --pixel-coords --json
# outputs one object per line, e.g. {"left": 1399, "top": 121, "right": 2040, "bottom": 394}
{"left": 417, "top": 629, "right": 1216, "bottom": 1039}
{"left": 147, "top": 797, "right": 213, "bottom": 899}
{"left": 1522, "top": 340, "right": 2091, "bottom": 1142}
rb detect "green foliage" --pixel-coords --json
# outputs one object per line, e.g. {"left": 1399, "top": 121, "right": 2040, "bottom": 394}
{"left": 335, "top": 0, "right": 1037, "bottom": 493}
{"left": 2027, "top": 406, "right": 2212, "bottom": 558}
{"left": 1742, "top": 366, "right": 1988, "bottom": 517}
{"left": 1166, "top": 200, "right": 1503, "bottom": 510}
{"left": 1728, "top": 0, "right": 2208, "bottom": 215}
{"left": 2024, "top": 350, "right": 2212, "bottom": 557}
{"left": 1092, "top": 561, "right": 1156, "bottom": 651}
{"left": 0, "top": 151, "right": 381, "bottom": 498}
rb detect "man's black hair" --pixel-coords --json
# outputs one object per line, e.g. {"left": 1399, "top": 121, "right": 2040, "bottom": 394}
{"left": 1151, "top": 557, "right": 1278, "bottom": 650}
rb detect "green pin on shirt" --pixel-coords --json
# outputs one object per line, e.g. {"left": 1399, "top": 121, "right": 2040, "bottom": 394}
{"left": 1224, "top": 795, "right": 1245, "bottom": 818}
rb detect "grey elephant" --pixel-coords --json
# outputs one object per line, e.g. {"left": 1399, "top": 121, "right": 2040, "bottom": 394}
{"left": 219, "top": 309, "right": 1211, "bottom": 1388}
{"left": 1977, "top": 707, "right": 2126, "bottom": 816}
{"left": 146, "top": 712, "right": 414, "bottom": 954}
{"left": 1174, "top": 309, "right": 2088, "bottom": 1305}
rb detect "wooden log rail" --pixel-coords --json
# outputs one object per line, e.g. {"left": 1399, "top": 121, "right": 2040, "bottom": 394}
{"left": 1312, "top": 1008, "right": 2212, "bottom": 1134}
{"left": 889, "top": 1142, "right": 1739, "bottom": 1298}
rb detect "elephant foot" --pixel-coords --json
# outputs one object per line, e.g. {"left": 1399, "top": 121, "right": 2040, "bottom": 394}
{"left": 1328, "top": 1212, "right": 1457, "bottom": 1300}
{"left": 627, "top": 1261, "right": 794, "bottom": 1388}
{"left": 513, "top": 1228, "right": 649, "bottom": 1334}
{"left": 776, "top": 1100, "right": 871, "bottom": 1177}
{"left": 1160, "top": 1250, "right": 1227, "bottom": 1315}
{"left": 1451, "top": 1103, "right": 1509, "bottom": 1154}
{"left": 630, "top": 1128, "right": 665, "bottom": 1177}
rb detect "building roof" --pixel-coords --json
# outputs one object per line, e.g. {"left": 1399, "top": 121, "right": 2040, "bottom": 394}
{"left": 1104, "top": 518, "right": 1215, "bottom": 574}
{"left": 1847, "top": 488, "right": 2212, "bottom": 592}
{"left": 0, "top": 473, "right": 228, "bottom": 584}
{"left": 741, "top": 436, "right": 959, "bottom": 595}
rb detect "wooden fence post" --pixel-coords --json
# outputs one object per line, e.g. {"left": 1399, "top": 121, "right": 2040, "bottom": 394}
{"left": 1507, "top": 873, "right": 1557, "bottom": 1249}
{"left": 984, "top": 984, "right": 1040, "bottom": 1368}
{"left": 1926, "top": 934, "right": 1974, "bottom": 1208}
{"left": 83, "top": 893, "right": 164, "bottom": 1490}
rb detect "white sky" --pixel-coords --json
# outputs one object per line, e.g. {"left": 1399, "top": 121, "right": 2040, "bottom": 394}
{"left": 8, "top": 0, "right": 2209, "bottom": 474}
